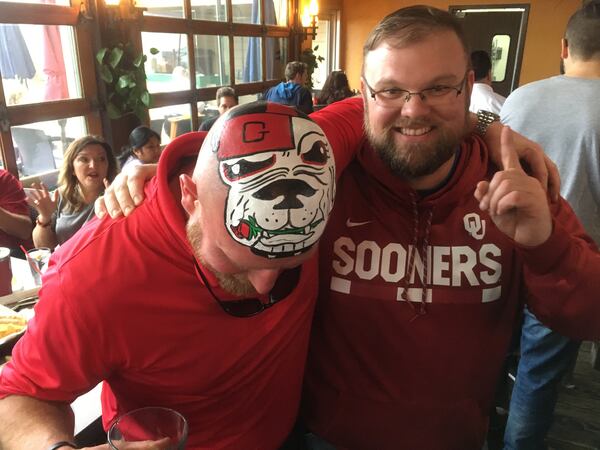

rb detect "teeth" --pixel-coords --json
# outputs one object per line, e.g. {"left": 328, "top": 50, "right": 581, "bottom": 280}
{"left": 400, "top": 127, "right": 431, "bottom": 136}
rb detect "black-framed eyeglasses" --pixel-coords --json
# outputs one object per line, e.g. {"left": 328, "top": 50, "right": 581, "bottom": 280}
{"left": 193, "top": 259, "right": 302, "bottom": 318}
{"left": 363, "top": 72, "right": 468, "bottom": 108}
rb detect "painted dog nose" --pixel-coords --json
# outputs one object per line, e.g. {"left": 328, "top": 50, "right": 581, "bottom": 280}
{"left": 253, "top": 179, "right": 316, "bottom": 210}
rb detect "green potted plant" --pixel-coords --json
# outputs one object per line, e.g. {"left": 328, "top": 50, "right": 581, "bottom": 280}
{"left": 300, "top": 45, "right": 324, "bottom": 90}
{"left": 96, "top": 43, "right": 158, "bottom": 121}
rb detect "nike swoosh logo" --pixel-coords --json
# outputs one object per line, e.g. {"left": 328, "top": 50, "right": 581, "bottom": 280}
{"left": 346, "top": 219, "right": 372, "bottom": 228}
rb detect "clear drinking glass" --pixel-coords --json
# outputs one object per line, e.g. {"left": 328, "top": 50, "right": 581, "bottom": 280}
{"left": 26, "top": 247, "right": 51, "bottom": 286}
{"left": 107, "top": 406, "right": 188, "bottom": 450}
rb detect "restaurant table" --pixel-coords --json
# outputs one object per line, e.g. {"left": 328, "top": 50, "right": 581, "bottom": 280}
{"left": 0, "top": 257, "right": 103, "bottom": 436}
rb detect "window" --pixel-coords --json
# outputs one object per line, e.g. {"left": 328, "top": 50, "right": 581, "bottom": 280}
{"left": 139, "top": 0, "right": 293, "bottom": 139}
{"left": 0, "top": 1, "right": 100, "bottom": 185}
{"left": 0, "top": 0, "right": 295, "bottom": 180}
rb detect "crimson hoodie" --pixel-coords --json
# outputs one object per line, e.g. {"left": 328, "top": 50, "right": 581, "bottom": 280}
{"left": 303, "top": 135, "right": 600, "bottom": 450}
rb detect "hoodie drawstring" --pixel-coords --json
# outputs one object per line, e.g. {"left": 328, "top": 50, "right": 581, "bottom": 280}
{"left": 401, "top": 191, "right": 433, "bottom": 321}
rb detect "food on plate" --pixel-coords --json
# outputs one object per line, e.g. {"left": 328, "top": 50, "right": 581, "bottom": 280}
{"left": 0, "top": 315, "right": 27, "bottom": 339}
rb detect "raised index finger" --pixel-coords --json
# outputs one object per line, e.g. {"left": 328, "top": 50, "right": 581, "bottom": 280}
{"left": 501, "top": 125, "right": 523, "bottom": 171}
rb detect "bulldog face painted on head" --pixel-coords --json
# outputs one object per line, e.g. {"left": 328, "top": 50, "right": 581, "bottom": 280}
{"left": 207, "top": 102, "right": 335, "bottom": 258}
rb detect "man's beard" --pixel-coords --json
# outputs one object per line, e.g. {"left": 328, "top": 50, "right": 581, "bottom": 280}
{"left": 364, "top": 103, "right": 469, "bottom": 180}
{"left": 187, "top": 220, "right": 258, "bottom": 297}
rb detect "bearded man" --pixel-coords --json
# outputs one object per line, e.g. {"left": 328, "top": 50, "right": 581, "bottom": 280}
{"left": 300, "top": 6, "right": 600, "bottom": 450}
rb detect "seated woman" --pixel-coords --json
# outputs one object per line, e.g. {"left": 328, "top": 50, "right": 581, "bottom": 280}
{"left": 118, "top": 126, "right": 161, "bottom": 171}
{"left": 316, "top": 71, "right": 355, "bottom": 106}
{"left": 29, "top": 135, "right": 118, "bottom": 249}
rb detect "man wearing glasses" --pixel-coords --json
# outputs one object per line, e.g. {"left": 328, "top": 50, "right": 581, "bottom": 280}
{"left": 300, "top": 6, "right": 600, "bottom": 450}
{"left": 0, "top": 102, "right": 362, "bottom": 450}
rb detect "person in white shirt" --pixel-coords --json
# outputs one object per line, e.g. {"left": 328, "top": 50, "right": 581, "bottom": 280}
{"left": 469, "top": 50, "right": 506, "bottom": 114}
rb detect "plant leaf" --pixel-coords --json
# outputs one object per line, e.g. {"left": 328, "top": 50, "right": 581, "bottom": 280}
{"left": 96, "top": 48, "right": 108, "bottom": 65}
{"left": 108, "top": 47, "right": 124, "bottom": 69}
{"left": 140, "top": 90, "right": 151, "bottom": 107}
{"left": 117, "top": 74, "right": 136, "bottom": 89}
{"left": 99, "top": 65, "right": 113, "bottom": 83}
{"left": 150, "top": 47, "right": 159, "bottom": 55}
{"left": 133, "top": 53, "right": 144, "bottom": 68}
{"left": 106, "top": 102, "right": 123, "bottom": 119}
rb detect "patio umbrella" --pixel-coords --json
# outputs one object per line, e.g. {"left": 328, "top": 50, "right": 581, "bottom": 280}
{"left": 0, "top": 24, "right": 35, "bottom": 81}
{"left": 42, "top": 0, "right": 68, "bottom": 100}
{"left": 243, "top": 0, "right": 277, "bottom": 82}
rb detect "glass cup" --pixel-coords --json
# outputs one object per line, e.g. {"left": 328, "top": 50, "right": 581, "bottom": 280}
{"left": 107, "top": 406, "right": 188, "bottom": 450}
{"left": 26, "top": 247, "right": 51, "bottom": 286}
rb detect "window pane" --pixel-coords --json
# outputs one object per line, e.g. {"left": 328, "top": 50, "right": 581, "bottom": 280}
{"left": 265, "top": 37, "right": 287, "bottom": 80}
{"left": 138, "top": 0, "right": 184, "bottom": 19}
{"left": 194, "top": 35, "right": 230, "bottom": 88}
{"left": 0, "top": 24, "right": 81, "bottom": 105}
{"left": 149, "top": 104, "right": 192, "bottom": 145}
{"left": 268, "top": 0, "right": 287, "bottom": 26}
{"left": 491, "top": 35, "right": 510, "bottom": 83}
{"left": 142, "top": 32, "right": 190, "bottom": 94}
{"left": 191, "top": 0, "right": 227, "bottom": 21}
{"left": 11, "top": 116, "right": 87, "bottom": 183}
{"left": 234, "top": 36, "right": 262, "bottom": 84}
{"left": 233, "top": 0, "right": 259, "bottom": 24}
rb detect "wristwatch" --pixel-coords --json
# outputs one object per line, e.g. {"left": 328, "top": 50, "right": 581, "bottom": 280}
{"left": 475, "top": 110, "right": 500, "bottom": 137}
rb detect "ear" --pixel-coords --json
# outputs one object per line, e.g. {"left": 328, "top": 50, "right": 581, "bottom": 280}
{"left": 180, "top": 173, "right": 199, "bottom": 217}
{"left": 561, "top": 38, "right": 569, "bottom": 60}
{"left": 133, "top": 147, "right": 143, "bottom": 158}
{"left": 465, "top": 69, "right": 475, "bottom": 96}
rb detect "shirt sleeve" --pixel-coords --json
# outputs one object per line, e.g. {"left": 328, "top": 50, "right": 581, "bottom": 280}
{"left": 0, "top": 263, "right": 109, "bottom": 402}
{"left": 520, "top": 197, "right": 600, "bottom": 340}
{"left": 0, "top": 170, "right": 29, "bottom": 217}
{"left": 311, "top": 97, "right": 365, "bottom": 177}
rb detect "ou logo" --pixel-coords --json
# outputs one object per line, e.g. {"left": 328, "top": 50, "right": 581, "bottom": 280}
{"left": 463, "top": 213, "right": 486, "bottom": 240}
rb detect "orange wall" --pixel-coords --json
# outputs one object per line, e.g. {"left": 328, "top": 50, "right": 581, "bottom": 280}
{"left": 340, "top": 0, "right": 581, "bottom": 92}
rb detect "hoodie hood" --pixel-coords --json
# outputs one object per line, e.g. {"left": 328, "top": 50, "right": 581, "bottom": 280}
{"left": 273, "top": 82, "right": 302, "bottom": 101}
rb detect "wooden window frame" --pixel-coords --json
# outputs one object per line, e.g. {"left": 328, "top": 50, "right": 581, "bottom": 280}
{"left": 0, "top": 1, "right": 101, "bottom": 180}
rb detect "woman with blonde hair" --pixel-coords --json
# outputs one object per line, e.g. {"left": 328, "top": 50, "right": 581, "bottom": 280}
{"left": 29, "top": 135, "right": 118, "bottom": 249}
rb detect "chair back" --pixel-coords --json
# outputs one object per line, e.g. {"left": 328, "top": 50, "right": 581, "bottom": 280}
{"left": 12, "top": 128, "right": 57, "bottom": 176}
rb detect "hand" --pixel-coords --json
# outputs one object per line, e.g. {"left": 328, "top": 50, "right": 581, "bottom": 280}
{"left": 27, "top": 183, "right": 57, "bottom": 224}
{"left": 94, "top": 164, "right": 157, "bottom": 219}
{"left": 484, "top": 121, "right": 561, "bottom": 202}
{"left": 474, "top": 126, "right": 553, "bottom": 247}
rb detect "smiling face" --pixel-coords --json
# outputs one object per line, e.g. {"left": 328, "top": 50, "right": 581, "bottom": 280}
{"left": 362, "top": 30, "right": 473, "bottom": 187}
{"left": 211, "top": 103, "right": 336, "bottom": 258}
{"left": 73, "top": 144, "right": 109, "bottom": 194}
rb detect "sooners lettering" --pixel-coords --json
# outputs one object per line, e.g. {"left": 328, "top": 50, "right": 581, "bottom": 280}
{"left": 332, "top": 237, "right": 502, "bottom": 287}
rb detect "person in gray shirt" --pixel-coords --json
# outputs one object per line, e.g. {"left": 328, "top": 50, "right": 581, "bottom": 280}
{"left": 29, "top": 135, "right": 118, "bottom": 249}
{"left": 500, "top": 2, "right": 600, "bottom": 448}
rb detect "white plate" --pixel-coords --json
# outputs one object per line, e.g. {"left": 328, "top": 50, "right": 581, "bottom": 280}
{"left": 0, "top": 304, "right": 33, "bottom": 346}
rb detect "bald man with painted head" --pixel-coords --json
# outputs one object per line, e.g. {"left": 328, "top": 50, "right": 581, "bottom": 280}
{"left": 0, "top": 102, "right": 343, "bottom": 450}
